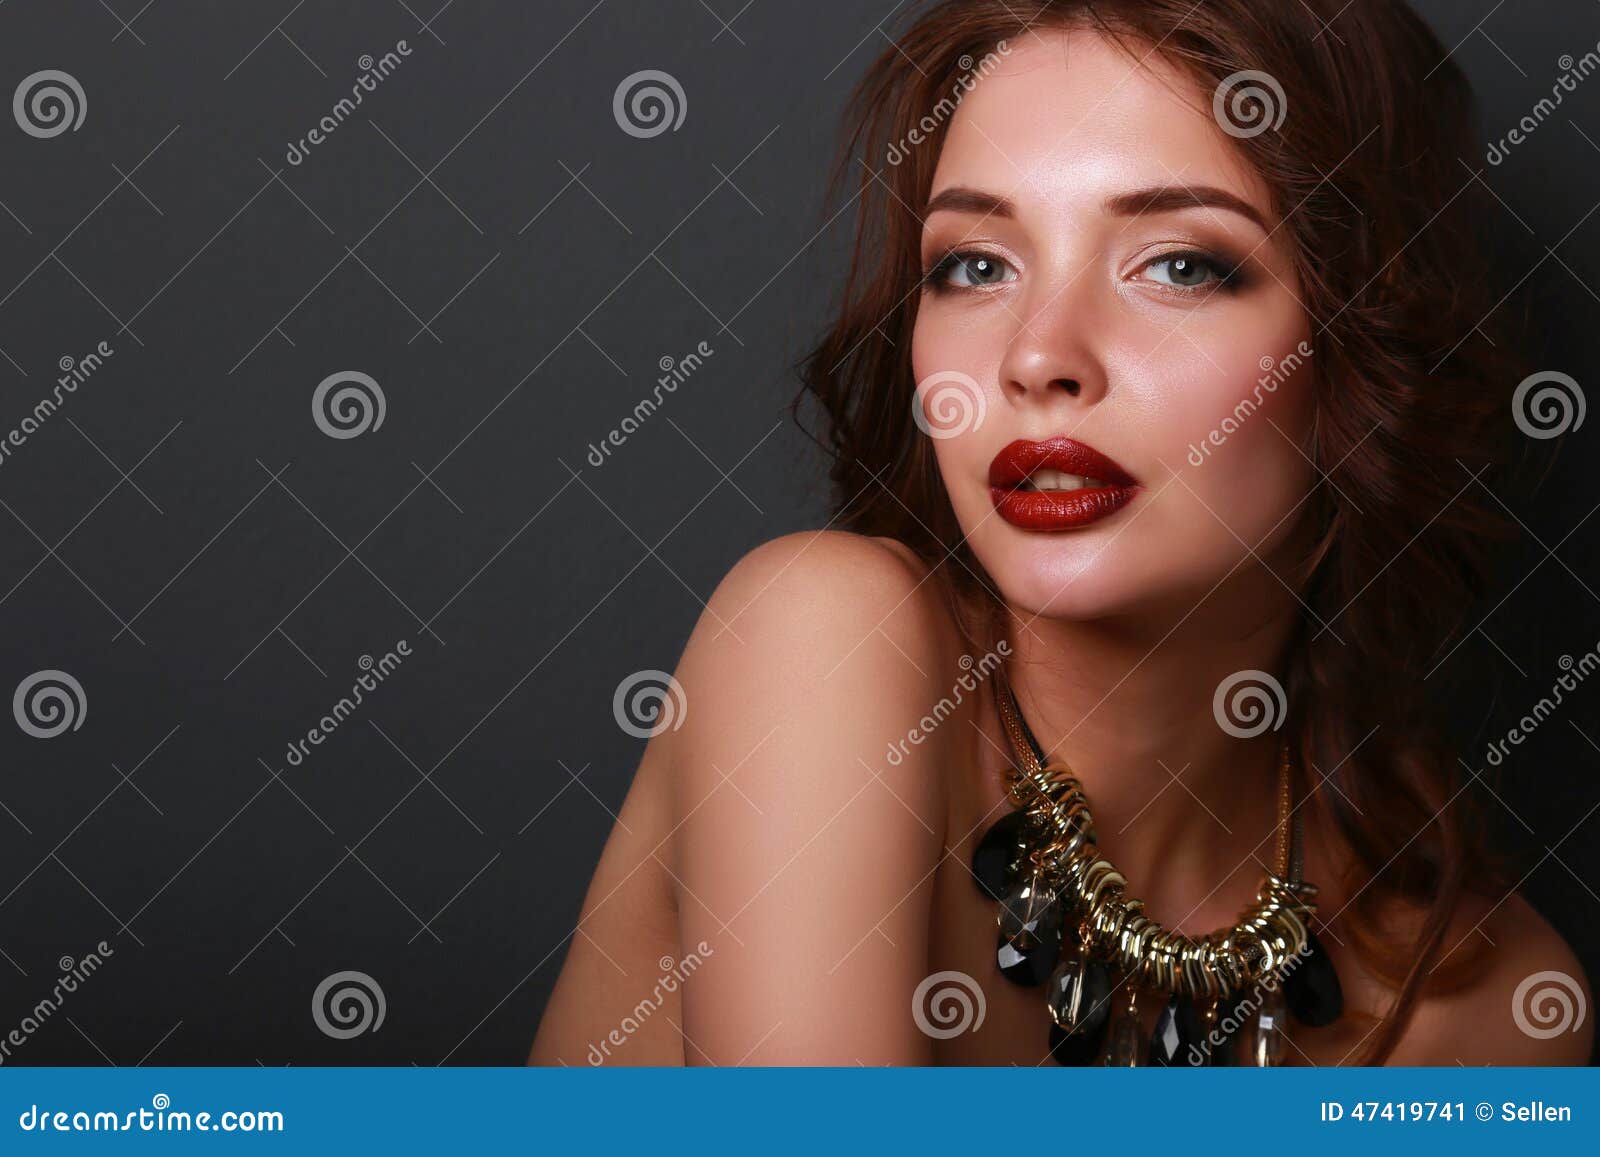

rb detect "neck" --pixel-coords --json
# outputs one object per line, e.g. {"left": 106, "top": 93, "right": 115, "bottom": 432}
{"left": 1001, "top": 575, "right": 1301, "bottom": 923}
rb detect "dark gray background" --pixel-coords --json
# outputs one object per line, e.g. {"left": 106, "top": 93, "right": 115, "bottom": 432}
{"left": 0, "top": 0, "right": 1594, "bottom": 1065}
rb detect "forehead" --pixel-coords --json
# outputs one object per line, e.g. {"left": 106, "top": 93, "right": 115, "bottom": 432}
{"left": 930, "top": 27, "right": 1272, "bottom": 220}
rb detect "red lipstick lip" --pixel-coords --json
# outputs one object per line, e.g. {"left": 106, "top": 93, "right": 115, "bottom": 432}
{"left": 987, "top": 437, "right": 1137, "bottom": 489}
{"left": 987, "top": 437, "right": 1140, "bottom": 531}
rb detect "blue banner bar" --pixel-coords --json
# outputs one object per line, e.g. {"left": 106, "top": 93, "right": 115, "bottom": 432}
{"left": 0, "top": 1067, "right": 1595, "bottom": 1153}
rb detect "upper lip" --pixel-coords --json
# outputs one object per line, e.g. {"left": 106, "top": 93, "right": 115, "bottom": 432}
{"left": 987, "top": 436, "right": 1138, "bottom": 489}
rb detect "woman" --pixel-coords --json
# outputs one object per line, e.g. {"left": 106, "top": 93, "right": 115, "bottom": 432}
{"left": 531, "top": 0, "right": 1594, "bottom": 1065}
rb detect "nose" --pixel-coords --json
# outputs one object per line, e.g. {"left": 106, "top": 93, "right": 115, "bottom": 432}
{"left": 998, "top": 279, "right": 1109, "bottom": 407}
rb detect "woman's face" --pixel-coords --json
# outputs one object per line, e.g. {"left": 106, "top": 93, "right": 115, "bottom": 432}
{"left": 912, "top": 28, "right": 1315, "bottom": 622}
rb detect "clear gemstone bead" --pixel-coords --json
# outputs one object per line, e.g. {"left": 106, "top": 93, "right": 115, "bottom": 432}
{"left": 997, "top": 872, "right": 1059, "bottom": 950}
{"left": 1103, "top": 999, "right": 1144, "bottom": 1066}
{"left": 1251, "top": 985, "right": 1289, "bottom": 1067}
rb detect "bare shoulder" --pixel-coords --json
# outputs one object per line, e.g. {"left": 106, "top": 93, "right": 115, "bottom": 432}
{"left": 1388, "top": 891, "right": 1593, "bottom": 1065}
{"left": 670, "top": 528, "right": 969, "bottom": 806}
{"left": 661, "top": 530, "right": 973, "bottom": 1062}
{"left": 693, "top": 529, "right": 951, "bottom": 649}
{"left": 673, "top": 529, "right": 969, "bottom": 722}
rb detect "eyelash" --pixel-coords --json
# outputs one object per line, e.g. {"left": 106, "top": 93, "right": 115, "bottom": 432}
{"left": 1143, "top": 250, "right": 1246, "bottom": 295}
{"left": 921, "top": 250, "right": 1013, "bottom": 294}
{"left": 920, "top": 248, "right": 1247, "bottom": 297}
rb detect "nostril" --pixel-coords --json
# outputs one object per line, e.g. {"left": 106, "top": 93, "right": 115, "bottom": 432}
{"left": 1053, "top": 378, "right": 1081, "bottom": 396}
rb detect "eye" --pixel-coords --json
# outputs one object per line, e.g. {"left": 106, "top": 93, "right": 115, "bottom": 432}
{"left": 925, "top": 250, "right": 1018, "bottom": 291}
{"left": 1139, "top": 251, "right": 1241, "bottom": 294}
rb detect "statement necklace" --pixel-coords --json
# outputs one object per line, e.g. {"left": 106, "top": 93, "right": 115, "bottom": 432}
{"left": 972, "top": 672, "right": 1344, "bottom": 1065}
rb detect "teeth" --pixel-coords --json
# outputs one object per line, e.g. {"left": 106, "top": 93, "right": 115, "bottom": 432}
{"left": 1021, "top": 469, "right": 1106, "bottom": 491}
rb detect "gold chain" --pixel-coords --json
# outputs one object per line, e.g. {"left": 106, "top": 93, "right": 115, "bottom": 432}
{"left": 996, "top": 674, "right": 1317, "bottom": 1001}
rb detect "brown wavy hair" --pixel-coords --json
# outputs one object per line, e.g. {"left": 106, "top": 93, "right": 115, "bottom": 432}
{"left": 795, "top": 0, "right": 1526, "bottom": 1063}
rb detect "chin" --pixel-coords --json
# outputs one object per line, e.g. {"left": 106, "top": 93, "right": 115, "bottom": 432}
{"left": 973, "top": 532, "right": 1149, "bottom": 622}
{"left": 973, "top": 510, "right": 1264, "bottom": 625}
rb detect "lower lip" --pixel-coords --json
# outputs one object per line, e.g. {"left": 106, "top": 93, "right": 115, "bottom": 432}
{"left": 990, "top": 484, "right": 1139, "bottom": 530}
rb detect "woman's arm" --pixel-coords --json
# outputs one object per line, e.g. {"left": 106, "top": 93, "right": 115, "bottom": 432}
{"left": 666, "top": 531, "right": 959, "bottom": 1064}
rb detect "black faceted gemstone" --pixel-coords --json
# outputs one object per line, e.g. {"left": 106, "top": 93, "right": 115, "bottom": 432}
{"left": 996, "top": 924, "right": 1060, "bottom": 987}
{"left": 1284, "top": 931, "right": 1344, "bottom": 1027}
{"left": 1208, "top": 1010, "right": 1241, "bottom": 1066}
{"left": 1045, "top": 958, "right": 1113, "bottom": 1065}
{"left": 1048, "top": 1018, "right": 1108, "bottom": 1065}
{"left": 1206, "top": 998, "right": 1248, "bottom": 1066}
{"left": 972, "top": 810, "right": 1028, "bottom": 901}
{"left": 1149, "top": 994, "right": 1208, "bottom": 1066}
{"left": 998, "top": 876, "right": 1060, "bottom": 950}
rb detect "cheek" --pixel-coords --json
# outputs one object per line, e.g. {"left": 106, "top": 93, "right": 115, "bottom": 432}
{"left": 911, "top": 304, "right": 1004, "bottom": 389}
{"left": 912, "top": 307, "right": 1007, "bottom": 484}
{"left": 1164, "top": 336, "right": 1318, "bottom": 547}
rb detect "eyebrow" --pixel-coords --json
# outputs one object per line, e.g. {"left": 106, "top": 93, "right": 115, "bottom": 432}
{"left": 923, "top": 183, "right": 1269, "bottom": 232}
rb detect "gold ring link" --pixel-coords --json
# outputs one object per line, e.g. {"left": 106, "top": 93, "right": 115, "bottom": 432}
{"left": 995, "top": 683, "right": 1313, "bottom": 1008}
